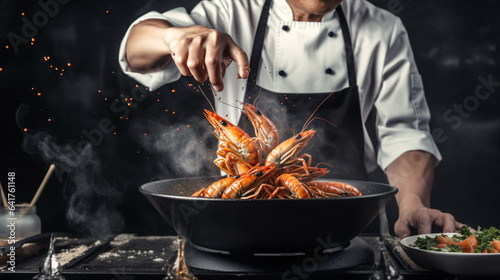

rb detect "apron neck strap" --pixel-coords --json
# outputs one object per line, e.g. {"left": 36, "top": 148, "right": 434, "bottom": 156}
{"left": 336, "top": 5, "right": 357, "bottom": 87}
{"left": 246, "top": 1, "right": 358, "bottom": 90}
{"left": 246, "top": 0, "right": 272, "bottom": 89}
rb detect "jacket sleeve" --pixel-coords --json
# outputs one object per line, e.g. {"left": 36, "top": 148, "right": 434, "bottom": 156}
{"left": 374, "top": 17, "right": 442, "bottom": 170}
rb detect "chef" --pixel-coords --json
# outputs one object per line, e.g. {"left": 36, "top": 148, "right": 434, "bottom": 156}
{"left": 119, "top": 0, "right": 462, "bottom": 238}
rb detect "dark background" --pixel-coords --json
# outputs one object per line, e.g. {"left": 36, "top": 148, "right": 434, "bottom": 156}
{"left": 0, "top": 0, "right": 499, "bottom": 238}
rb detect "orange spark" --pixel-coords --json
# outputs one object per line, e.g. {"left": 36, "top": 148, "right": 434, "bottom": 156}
{"left": 5, "top": 46, "right": 9, "bottom": 49}
{"left": 172, "top": 89, "right": 176, "bottom": 93}
{"left": 24, "top": 128, "right": 27, "bottom": 132}
{"left": 21, "top": 12, "right": 25, "bottom": 16}
{"left": 67, "top": 63, "right": 71, "bottom": 67}
{"left": 48, "top": 119, "right": 51, "bottom": 122}
{"left": 37, "top": 93, "right": 41, "bottom": 96}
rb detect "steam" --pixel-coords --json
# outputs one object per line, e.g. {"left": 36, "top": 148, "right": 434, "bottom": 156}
{"left": 18, "top": 104, "right": 124, "bottom": 238}
{"left": 130, "top": 114, "right": 216, "bottom": 178}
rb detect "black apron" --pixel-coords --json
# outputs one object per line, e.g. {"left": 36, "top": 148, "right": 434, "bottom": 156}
{"left": 238, "top": 0, "right": 369, "bottom": 181}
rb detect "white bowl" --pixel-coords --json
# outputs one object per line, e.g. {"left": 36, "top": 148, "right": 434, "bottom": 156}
{"left": 400, "top": 233, "right": 500, "bottom": 276}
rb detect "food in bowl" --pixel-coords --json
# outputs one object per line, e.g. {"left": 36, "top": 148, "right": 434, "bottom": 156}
{"left": 411, "top": 225, "right": 500, "bottom": 253}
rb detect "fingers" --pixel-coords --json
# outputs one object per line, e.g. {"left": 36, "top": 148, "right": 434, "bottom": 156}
{"left": 205, "top": 32, "right": 224, "bottom": 92}
{"left": 172, "top": 38, "right": 192, "bottom": 78}
{"left": 395, "top": 207, "right": 463, "bottom": 238}
{"left": 226, "top": 40, "right": 249, "bottom": 79}
{"left": 169, "top": 27, "right": 247, "bottom": 92}
{"left": 187, "top": 36, "right": 208, "bottom": 83}
{"left": 416, "top": 208, "right": 432, "bottom": 235}
{"left": 394, "top": 219, "right": 411, "bottom": 239}
{"left": 439, "top": 212, "right": 458, "bottom": 233}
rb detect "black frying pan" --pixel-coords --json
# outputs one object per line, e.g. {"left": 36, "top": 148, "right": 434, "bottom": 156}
{"left": 140, "top": 177, "right": 397, "bottom": 254}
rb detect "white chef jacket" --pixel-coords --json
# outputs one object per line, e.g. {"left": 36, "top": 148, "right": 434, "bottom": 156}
{"left": 118, "top": 0, "right": 442, "bottom": 172}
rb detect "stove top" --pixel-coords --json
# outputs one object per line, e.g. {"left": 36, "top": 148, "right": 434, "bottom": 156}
{"left": 185, "top": 237, "right": 372, "bottom": 273}
{"left": 0, "top": 233, "right": 463, "bottom": 280}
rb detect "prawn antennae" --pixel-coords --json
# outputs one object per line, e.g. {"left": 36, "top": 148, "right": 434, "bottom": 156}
{"left": 305, "top": 117, "right": 337, "bottom": 129}
{"left": 302, "top": 91, "right": 335, "bottom": 132}
{"left": 218, "top": 100, "right": 241, "bottom": 111}
{"left": 281, "top": 127, "right": 296, "bottom": 138}
{"left": 315, "top": 162, "right": 335, "bottom": 169}
{"left": 198, "top": 85, "right": 216, "bottom": 112}
{"left": 253, "top": 88, "right": 263, "bottom": 106}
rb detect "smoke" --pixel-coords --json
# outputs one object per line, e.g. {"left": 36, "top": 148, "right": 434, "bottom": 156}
{"left": 18, "top": 104, "right": 124, "bottom": 238}
{"left": 130, "top": 114, "right": 217, "bottom": 178}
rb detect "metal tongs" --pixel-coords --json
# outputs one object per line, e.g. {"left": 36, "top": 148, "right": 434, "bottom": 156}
{"left": 165, "top": 237, "right": 198, "bottom": 280}
{"left": 32, "top": 233, "right": 65, "bottom": 280}
{"left": 370, "top": 207, "right": 404, "bottom": 280}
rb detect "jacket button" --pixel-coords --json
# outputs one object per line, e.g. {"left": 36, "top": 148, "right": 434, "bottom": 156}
{"left": 282, "top": 25, "right": 290, "bottom": 31}
{"left": 328, "top": 31, "right": 337, "bottom": 37}
{"left": 325, "top": 68, "right": 335, "bottom": 75}
{"left": 279, "top": 70, "right": 287, "bottom": 77}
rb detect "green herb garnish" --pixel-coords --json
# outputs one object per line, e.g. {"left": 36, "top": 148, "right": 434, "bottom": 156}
{"left": 410, "top": 225, "right": 500, "bottom": 253}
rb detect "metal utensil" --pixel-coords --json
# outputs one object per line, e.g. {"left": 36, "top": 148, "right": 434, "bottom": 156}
{"left": 165, "top": 237, "right": 198, "bottom": 280}
{"left": 33, "top": 233, "right": 65, "bottom": 280}
{"left": 378, "top": 207, "right": 404, "bottom": 280}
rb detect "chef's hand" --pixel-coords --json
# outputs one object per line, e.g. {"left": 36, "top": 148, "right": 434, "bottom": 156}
{"left": 394, "top": 203, "right": 463, "bottom": 239}
{"left": 165, "top": 25, "right": 249, "bottom": 92}
{"left": 386, "top": 150, "right": 463, "bottom": 239}
{"left": 127, "top": 20, "right": 249, "bottom": 92}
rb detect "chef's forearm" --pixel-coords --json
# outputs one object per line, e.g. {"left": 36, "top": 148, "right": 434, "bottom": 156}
{"left": 125, "top": 19, "right": 174, "bottom": 73}
{"left": 386, "top": 150, "right": 435, "bottom": 212}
